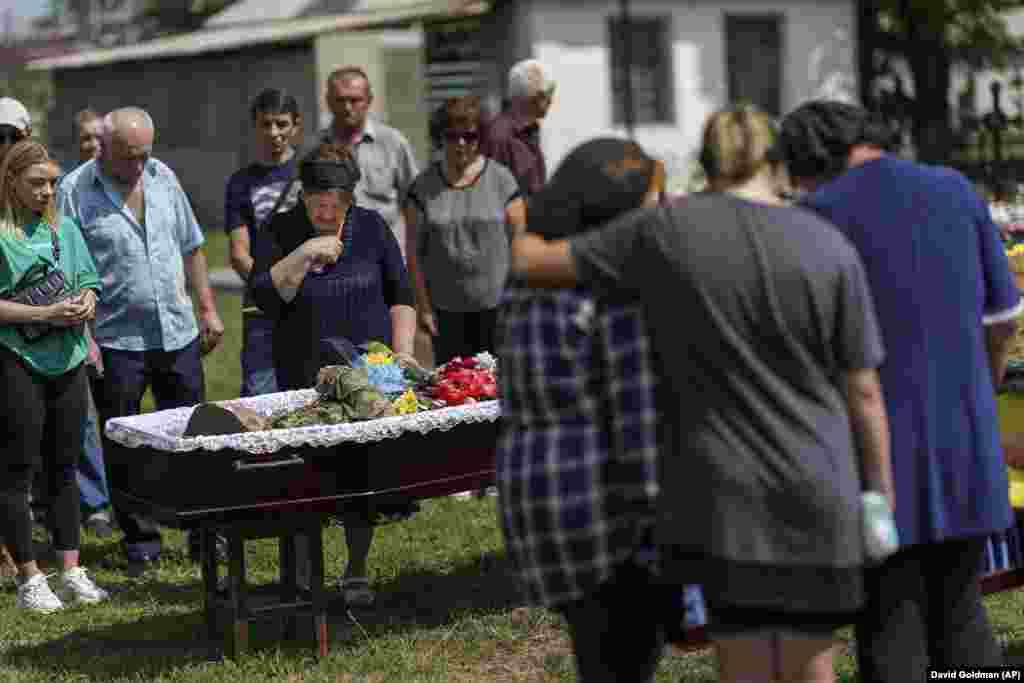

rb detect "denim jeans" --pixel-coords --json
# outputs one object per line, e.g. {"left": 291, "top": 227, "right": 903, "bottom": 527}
{"left": 241, "top": 314, "right": 278, "bottom": 397}
{"left": 77, "top": 386, "right": 111, "bottom": 517}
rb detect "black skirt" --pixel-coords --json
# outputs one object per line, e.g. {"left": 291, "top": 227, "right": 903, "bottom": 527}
{"left": 661, "top": 546, "right": 865, "bottom": 616}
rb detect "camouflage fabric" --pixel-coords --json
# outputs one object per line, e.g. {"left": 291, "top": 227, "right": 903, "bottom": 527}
{"left": 270, "top": 366, "right": 395, "bottom": 429}
{"left": 269, "top": 398, "right": 357, "bottom": 429}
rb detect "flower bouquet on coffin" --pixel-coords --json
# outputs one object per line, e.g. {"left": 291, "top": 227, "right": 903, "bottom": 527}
{"left": 268, "top": 341, "right": 438, "bottom": 429}
{"left": 422, "top": 353, "right": 499, "bottom": 407}
{"left": 340, "top": 344, "right": 500, "bottom": 410}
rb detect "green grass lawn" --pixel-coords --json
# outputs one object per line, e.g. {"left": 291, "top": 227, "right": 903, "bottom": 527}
{"left": 6, "top": 230, "right": 1024, "bottom": 680}
{"left": 5, "top": 501, "right": 1024, "bottom": 682}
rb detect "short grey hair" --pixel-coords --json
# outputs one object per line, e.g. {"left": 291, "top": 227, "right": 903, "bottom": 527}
{"left": 508, "top": 60, "right": 555, "bottom": 99}
{"left": 101, "top": 107, "right": 155, "bottom": 141}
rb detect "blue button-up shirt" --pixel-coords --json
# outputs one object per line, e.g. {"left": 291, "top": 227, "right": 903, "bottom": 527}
{"left": 57, "top": 158, "right": 204, "bottom": 352}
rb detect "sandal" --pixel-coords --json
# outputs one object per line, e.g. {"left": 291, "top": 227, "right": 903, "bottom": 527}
{"left": 339, "top": 577, "right": 375, "bottom": 608}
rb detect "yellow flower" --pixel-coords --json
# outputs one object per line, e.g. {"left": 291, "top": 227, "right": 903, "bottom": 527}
{"left": 393, "top": 389, "right": 419, "bottom": 415}
{"left": 366, "top": 352, "right": 393, "bottom": 365}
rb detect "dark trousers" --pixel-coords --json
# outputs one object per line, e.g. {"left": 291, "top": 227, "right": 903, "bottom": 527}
{"left": 240, "top": 313, "right": 278, "bottom": 397}
{"left": 91, "top": 338, "right": 205, "bottom": 561}
{"left": 0, "top": 351, "right": 87, "bottom": 564}
{"left": 557, "top": 562, "right": 671, "bottom": 683}
{"left": 855, "top": 536, "right": 1003, "bottom": 682}
{"left": 77, "top": 385, "right": 111, "bottom": 517}
{"left": 433, "top": 308, "right": 499, "bottom": 366}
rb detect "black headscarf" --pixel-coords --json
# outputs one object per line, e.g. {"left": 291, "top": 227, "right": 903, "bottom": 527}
{"left": 527, "top": 138, "right": 659, "bottom": 239}
{"left": 299, "top": 156, "right": 361, "bottom": 192}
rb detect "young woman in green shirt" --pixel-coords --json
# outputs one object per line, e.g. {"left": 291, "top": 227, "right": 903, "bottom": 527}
{"left": 0, "top": 139, "right": 108, "bottom": 613}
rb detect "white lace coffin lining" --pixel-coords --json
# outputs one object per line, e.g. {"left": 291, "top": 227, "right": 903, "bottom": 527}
{"left": 104, "top": 389, "right": 500, "bottom": 455}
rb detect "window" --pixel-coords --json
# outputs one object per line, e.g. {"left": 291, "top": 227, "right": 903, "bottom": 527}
{"left": 725, "top": 14, "right": 783, "bottom": 116}
{"left": 424, "top": 18, "right": 487, "bottom": 110}
{"left": 608, "top": 15, "right": 674, "bottom": 125}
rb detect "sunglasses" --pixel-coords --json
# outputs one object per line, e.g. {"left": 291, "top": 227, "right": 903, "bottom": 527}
{"left": 445, "top": 130, "right": 480, "bottom": 144}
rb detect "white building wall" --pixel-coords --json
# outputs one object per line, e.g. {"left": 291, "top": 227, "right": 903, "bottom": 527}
{"left": 525, "top": 0, "right": 857, "bottom": 191}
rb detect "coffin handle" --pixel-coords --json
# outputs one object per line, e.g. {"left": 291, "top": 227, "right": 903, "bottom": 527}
{"left": 233, "top": 455, "right": 306, "bottom": 471}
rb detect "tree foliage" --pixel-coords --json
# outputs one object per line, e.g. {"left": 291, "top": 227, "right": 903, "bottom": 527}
{"left": 872, "top": 0, "right": 1023, "bottom": 61}
{"left": 861, "top": 0, "right": 1024, "bottom": 162}
{"left": 140, "top": 0, "right": 237, "bottom": 34}
{"left": 45, "top": 0, "right": 237, "bottom": 35}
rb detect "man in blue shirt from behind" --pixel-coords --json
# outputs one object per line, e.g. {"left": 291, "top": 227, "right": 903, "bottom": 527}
{"left": 780, "top": 100, "right": 1021, "bottom": 682}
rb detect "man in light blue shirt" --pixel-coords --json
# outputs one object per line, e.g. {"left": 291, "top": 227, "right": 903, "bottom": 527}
{"left": 58, "top": 107, "right": 224, "bottom": 573}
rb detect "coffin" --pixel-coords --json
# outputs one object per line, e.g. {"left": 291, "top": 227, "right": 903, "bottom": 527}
{"left": 103, "top": 390, "right": 500, "bottom": 526}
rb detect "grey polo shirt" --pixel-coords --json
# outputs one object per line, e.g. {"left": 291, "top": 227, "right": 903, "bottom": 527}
{"left": 318, "top": 119, "right": 419, "bottom": 252}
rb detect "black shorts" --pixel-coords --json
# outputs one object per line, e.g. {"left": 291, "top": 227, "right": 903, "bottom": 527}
{"left": 705, "top": 604, "right": 855, "bottom": 640}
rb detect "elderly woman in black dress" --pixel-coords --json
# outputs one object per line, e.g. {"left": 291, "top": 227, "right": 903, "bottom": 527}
{"left": 249, "top": 141, "right": 416, "bottom": 606}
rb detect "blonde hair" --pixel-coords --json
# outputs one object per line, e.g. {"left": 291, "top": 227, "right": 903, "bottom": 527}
{"left": 699, "top": 105, "right": 779, "bottom": 186}
{"left": 0, "top": 139, "right": 60, "bottom": 238}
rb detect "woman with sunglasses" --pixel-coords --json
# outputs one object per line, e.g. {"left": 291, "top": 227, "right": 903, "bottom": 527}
{"left": 404, "top": 96, "right": 527, "bottom": 365}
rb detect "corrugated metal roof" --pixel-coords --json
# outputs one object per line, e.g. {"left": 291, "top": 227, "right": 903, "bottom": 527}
{"left": 204, "top": 0, "right": 323, "bottom": 27}
{"left": 28, "top": 0, "right": 487, "bottom": 71}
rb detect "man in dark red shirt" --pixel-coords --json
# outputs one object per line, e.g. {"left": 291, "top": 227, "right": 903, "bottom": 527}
{"left": 482, "top": 59, "right": 555, "bottom": 196}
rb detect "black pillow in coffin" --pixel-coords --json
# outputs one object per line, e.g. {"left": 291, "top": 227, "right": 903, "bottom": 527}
{"left": 183, "top": 403, "right": 247, "bottom": 437}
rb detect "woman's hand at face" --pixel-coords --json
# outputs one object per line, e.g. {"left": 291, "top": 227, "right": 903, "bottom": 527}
{"left": 302, "top": 235, "right": 343, "bottom": 269}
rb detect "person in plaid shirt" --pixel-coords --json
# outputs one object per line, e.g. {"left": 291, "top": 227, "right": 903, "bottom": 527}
{"left": 497, "top": 138, "right": 699, "bottom": 683}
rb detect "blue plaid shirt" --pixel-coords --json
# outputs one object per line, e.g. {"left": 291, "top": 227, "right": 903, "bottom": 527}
{"left": 496, "top": 284, "right": 660, "bottom": 606}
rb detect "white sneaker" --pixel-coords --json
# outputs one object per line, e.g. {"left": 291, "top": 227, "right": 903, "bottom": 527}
{"left": 57, "top": 566, "right": 109, "bottom": 605}
{"left": 16, "top": 573, "right": 64, "bottom": 613}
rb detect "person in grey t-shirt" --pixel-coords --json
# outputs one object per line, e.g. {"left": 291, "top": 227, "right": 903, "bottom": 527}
{"left": 506, "top": 107, "right": 895, "bottom": 683}
{"left": 404, "top": 96, "right": 526, "bottom": 365}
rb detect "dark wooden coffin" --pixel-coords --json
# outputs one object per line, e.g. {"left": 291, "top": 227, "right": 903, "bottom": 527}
{"left": 104, "top": 420, "right": 498, "bottom": 526}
